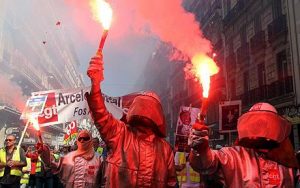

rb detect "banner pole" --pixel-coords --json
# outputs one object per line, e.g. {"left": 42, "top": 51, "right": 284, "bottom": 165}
{"left": 17, "top": 120, "right": 30, "bottom": 149}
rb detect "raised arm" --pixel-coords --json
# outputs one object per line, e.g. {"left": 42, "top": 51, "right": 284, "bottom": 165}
{"left": 86, "top": 53, "right": 125, "bottom": 150}
{"left": 189, "top": 122, "right": 218, "bottom": 174}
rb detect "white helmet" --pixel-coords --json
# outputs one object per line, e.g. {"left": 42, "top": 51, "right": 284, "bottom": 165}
{"left": 237, "top": 103, "right": 291, "bottom": 149}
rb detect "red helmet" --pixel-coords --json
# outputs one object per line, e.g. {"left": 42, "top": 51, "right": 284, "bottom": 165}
{"left": 237, "top": 103, "right": 291, "bottom": 149}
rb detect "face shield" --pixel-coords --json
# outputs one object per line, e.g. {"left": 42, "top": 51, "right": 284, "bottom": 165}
{"left": 237, "top": 103, "right": 291, "bottom": 149}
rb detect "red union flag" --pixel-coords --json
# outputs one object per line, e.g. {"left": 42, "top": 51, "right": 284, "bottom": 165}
{"left": 38, "top": 93, "right": 58, "bottom": 124}
{"left": 64, "top": 121, "right": 78, "bottom": 144}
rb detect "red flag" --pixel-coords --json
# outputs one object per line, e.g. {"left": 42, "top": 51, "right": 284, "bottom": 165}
{"left": 64, "top": 121, "right": 78, "bottom": 143}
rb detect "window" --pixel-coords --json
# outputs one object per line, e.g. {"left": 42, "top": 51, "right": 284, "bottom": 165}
{"left": 243, "top": 71, "right": 249, "bottom": 105}
{"left": 276, "top": 51, "right": 293, "bottom": 95}
{"left": 258, "top": 63, "right": 267, "bottom": 99}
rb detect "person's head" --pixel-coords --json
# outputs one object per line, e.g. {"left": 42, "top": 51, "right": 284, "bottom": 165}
{"left": 180, "top": 110, "right": 191, "bottom": 125}
{"left": 100, "top": 140, "right": 106, "bottom": 148}
{"left": 61, "top": 145, "right": 70, "bottom": 153}
{"left": 92, "top": 137, "right": 100, "bottom": 149}
{"left": 237, "top": 102, "right": 291, "bottom": 149}
{"left": 76, "top": 130, "right": 92, "bottom": 151}
{"left": 126, "top": 92, "right": 166, "bottom": 137}
{"left": 5, "top": 134, "right": 16, "bottom": 148}
{"left": 21, "top": 145, "right": 27, "bottom": 152}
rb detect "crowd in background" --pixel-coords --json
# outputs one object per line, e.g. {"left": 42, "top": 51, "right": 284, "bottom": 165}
{"left": 0, "top": 134, "right": 108, "bottom": 188}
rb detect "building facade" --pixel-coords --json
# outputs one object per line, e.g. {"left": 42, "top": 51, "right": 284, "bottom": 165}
{"left": 143, "top": 0, "right": 300, "bottom": 149}
{"left": 221, "top": 0, "right": 299, "bottom": 149}
{"left": 0, "top": 1, "right": 84, "bottom": 147}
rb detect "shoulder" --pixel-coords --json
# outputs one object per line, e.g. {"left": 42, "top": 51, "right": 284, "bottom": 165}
{"left": 216, "top": 146, "right": 253, "bottom": 160}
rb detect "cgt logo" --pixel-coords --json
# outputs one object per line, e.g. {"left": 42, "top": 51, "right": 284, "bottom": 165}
{"left": 38, "top": 93, "right": 58, "bottom": 124}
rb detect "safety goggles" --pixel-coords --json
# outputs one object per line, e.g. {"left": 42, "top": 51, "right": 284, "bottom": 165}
{"left": 78, "top": 137, "right": 90, "bottom": 142}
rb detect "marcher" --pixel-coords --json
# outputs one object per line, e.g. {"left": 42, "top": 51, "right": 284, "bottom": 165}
{"left": 296, "top": 150, "right": 300, "bottom": 188}
{"left": 25, "top": 146, "right": 40, "bottom": 188}
{"left": 175, "top": 151, "right": 200, "bottom": 188}
{"left": 92, "top": 137, "right": 103, "bottom": 156}
{"left": 38, "top": 130, "right": 102, "bottom": 188}
{"left": 0, "top": 134, "right": 27, "bottom": 188}
{"left": 189, "top": 102, "right": 299, "bottom": 187}
{"left": 20, "top": 157, "right": 31, "bottom": 188}
{"left": 86, "top": 53, "right": 177, "bottom": 187}
{"left": 59, "top": 145, "right": 70, "bottom": 157}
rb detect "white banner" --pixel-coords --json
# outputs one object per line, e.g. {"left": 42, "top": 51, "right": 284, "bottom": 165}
{"left": 21, "top": 87, "right": 139, "bottom": 126}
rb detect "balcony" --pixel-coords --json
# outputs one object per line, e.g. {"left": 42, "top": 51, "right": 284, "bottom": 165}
{"left": 250, "top": 31, "right": 266, "bottom": 54}
{"left": 199, "top": 0, "right": 222, "bottom": 23}
{"left": 267, "top": 15, "right": 287, "bottom": 43}
{"left": 236, "top": 43, "right": 249, "bottom": 63}
{"left": 241, "top": 86, "right": 267, "bottom": 106}
{"left": 224, "top": 0, "right": 245, "bottom": 25}
{"left": 267, "top": 76, "right": 293, "bottom": 99}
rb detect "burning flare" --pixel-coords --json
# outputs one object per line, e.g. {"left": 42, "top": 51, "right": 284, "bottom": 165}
{"left": 90, "top": 0, "right": 113, "bottom": 30}
{"left": 30, "top": 116, "right": 40, "bottom": 131}
{"left": 191, "top": 54, "right": 219, "bottom": 98}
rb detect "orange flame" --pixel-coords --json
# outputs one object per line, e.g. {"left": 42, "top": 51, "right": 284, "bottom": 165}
{"left": 90, "top": 0, "right": 113, "bottom": 30}
{"left": 191, "top": 54, "right": 219, "bottom": 98}
{"left": 29, "top": 117, "right": 40, "bottom": 131}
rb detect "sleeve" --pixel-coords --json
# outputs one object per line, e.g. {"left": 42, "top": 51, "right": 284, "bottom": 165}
{"left": 189, "top": 147, "right": 235, "bottom": 175}
{"left": 87, "top": 88, "right": 125, "bottom": 151}
{"left": 189, "top": 148, "right": 220, "bottom": 176}
{"left": 174, "top": 152, "right": 180, "bottom": 165}
{"left": 167, "top": 149, "right": 178, "bottom": 187}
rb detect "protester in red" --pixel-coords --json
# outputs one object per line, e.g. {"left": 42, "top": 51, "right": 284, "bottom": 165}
{"left": 86, "top": 53, "right": 177, "bottom": 187}
{"left": 189, "top": 102, "right": 299, "bottom": 187}
{"left": 25, "top": 146, "right": 39, "bottom": 187}
{"left": 38, "top": 130, "right": 102, "bottom": 188}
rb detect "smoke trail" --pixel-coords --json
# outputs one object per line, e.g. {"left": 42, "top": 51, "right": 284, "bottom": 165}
{"left": 65, "top": 0, "right": 212, "bottom": 58}
{"left": 0, "top": 75, "right": 27, "bottom": 112}
{"left": 128, "top": 0, "right": 212, "bottom": 58}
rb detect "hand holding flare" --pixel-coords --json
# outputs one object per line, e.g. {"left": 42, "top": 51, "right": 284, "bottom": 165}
{"left": 31, "top": 117, "right": 43, "bottom": 144}
{"left": 188, "top": 54, "right": 219, "bottom": 152}
{"left": 87, "top": 52, "right": 104, "bottom": 85}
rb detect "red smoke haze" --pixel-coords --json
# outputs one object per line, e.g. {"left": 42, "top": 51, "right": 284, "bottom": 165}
{"left": 65, "top": 0, "right": 212, "bottom": 59}
{"left": 0, "top": 75, "right": 27, "bottom": 112}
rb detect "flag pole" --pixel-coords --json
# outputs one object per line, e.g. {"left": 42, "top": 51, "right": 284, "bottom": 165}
{"left": 17, "top": 120, "right": 30, "bottom": 150}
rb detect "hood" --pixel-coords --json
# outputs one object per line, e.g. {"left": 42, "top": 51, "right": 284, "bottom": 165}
{"left": 126, "top": 92, "right": 166, "bottom": 137}
{"left": 237, "top": 110, "right": 291, "bottom": 149}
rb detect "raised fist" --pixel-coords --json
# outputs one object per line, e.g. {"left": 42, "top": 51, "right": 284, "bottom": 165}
{"left": 188, "top": 122, "right": 209, "bottom": 152}
{"left": 87, "top": 52, "right": 104, "bottom": 84}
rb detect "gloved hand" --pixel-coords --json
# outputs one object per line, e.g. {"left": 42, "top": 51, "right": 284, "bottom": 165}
{"left": 87, "top": 52, "right": 104, "bottom": 84}
{"left": 188, "top": 122, "right": 209, "bottom": 152}
{"left": 35, "top": 142, "right": 43, "bottom": 154}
